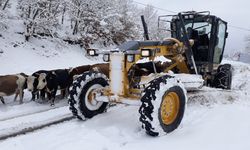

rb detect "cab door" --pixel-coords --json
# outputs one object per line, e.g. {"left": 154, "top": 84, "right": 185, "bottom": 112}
{"left": 213, "top": 20, "right": 228, "bottom": 64}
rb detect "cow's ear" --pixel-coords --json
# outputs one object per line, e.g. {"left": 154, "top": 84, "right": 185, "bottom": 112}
{"left": 68, "top": 68, "right": 73, "bottom": 73}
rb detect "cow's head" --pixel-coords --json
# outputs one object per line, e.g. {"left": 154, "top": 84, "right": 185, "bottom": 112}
{"left": 27, "top": 76, "right": 36, "bottom": 91}
{"left": 37, "top": 73, "right": 47, "bottom": 90}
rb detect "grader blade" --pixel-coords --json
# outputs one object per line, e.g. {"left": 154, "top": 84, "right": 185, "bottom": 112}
{"left": 174, "top": 74, "right": 204, "bottom": 91}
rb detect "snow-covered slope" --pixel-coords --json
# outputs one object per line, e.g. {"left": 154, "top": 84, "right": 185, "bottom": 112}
{"left": 1, "top": 21, "right": 250, "bottom": 150}
{"left": 0, "top": 19, "right": 99, "bottom": 75}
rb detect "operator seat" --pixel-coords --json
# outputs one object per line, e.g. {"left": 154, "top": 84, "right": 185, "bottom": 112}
{"left": 187, "top": 27, "right": 209, "bottom": 62}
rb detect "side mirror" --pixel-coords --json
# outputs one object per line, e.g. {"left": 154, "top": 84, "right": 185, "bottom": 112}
{"left": 225, "top": 32, "right": 228, "bottom": 38}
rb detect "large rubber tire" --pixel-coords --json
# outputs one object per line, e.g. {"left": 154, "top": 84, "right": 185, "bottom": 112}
{"left": 213, "top": 64, "right": 232, "bottom": 89}
{"left": 139, "top": 75, "right": 187, "bottom": 136}
{"left": 68, "top": 71, "right": 109, "bottom": 120}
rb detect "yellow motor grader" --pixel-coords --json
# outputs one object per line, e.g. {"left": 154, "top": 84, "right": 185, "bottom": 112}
{"left": 68, "top": 11, "right": 232, "bottom": 136}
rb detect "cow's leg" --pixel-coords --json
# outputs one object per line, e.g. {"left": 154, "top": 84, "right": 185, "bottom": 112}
{"left": 14, "top": 92, "right": 19, "bottom": 101}
{"left": 31, "top": 92, "right": 35, "bottom": 101}
{"left": 60, "top": 89, "right": 65, "bottom": 99}
{"left": 19, "top": 90, "right": 24, "bottom": 104}
{"left": 40, "top": 89, "right": 46, "bottom": 100}
{"left": 36, "top": 91, "right": 39, "bottom": 99}
{"left": 14, "top": 89, "right": 19, "bottom": 101}
{"left": 51, "top": 88, "right": 57, "bottom": 106}
{"left": 47, "top": 92, "right": 51, "bottom": 100}
{"left": 0, "top": 96, "right": 5, "bottom": 104}
{"left": 65, "top": 87, "right": 69, "bottom": 98}
{"left": 31, "top": 91, "right": 36, "bottom": 101}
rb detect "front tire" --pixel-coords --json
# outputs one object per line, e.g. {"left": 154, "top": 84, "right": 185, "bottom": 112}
{"left": 139, "top": 75, "right": 187, "bottom": 136}
{"left": 68, "top": 71, "right": 109, "bottom": 120}
{"left": 213, "top": 64, "right": 232, "bottom": 89}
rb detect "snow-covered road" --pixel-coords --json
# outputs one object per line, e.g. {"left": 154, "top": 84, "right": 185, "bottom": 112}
{"left": 1, "top": 99, "right": 250, "bottom": 150}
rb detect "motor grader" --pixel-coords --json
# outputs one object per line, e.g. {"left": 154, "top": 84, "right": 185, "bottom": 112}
{"left": 68, "top": 11, "right": 232, "bottom": 136}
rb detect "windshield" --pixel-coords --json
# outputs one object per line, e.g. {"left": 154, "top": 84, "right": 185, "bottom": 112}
{"left": 185, "top": 22, "right": 212, "bottom": 38}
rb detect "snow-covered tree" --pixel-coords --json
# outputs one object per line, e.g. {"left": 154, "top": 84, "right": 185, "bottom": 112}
{"left": 109, "top": 0, "right": 140, "bottom": 44}
{"left": 67, "top": 0, "right": 104, "bottom": 48}
{"left": 18, "top": 0, "right": 62, "bottom": 41}
{"left": 15, "top": 0, "right": 163, "bottom": 48}
{"left": 138, "top": 4, "right": 158, "bottom": 40}
{"left": 0, "top": 0, "right": 9, "bottom": 10}
{"left": 67, "top": 0, "right": 139, "bottom": 49}
{"left": 138, "top": 4, "right": 170, "bottom": 40}
{"left": 245, "top": 35, "right": 250, "bottom": 53}
{"left": 0, "top": 0, "right": 10, "bottom": 30}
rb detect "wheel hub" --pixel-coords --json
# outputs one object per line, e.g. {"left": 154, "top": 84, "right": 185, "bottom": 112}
{"left": 161, "top": 92, "right": 180, "bottom": 125}
{"left": 84, "top": 84, "right": 105, "bottom": 111}
{"left": 87, "top": 89, "right": 98, "bottom": 105}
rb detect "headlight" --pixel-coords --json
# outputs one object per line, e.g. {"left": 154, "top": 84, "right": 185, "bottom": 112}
{"left": 127, "top": 54, "right": 135, "bottom": 63}
{"left": 87, "top": 49, "right": 98, "bottom": 56}
{"left": 103, "top": 54, "right": 110, "bottom": 62}
{"left": 141, "top": 49, "right": 151, "bottom": 57}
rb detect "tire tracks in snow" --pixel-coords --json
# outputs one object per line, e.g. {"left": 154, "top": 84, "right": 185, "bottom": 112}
{"left": 0, "top": 115, "right": 74, "bottom": 141}
{"left": 0, "top": 105, "right": 74, "bottom": 141}
{"left": 0, "top": 104, "right": 67, "bottom": 122}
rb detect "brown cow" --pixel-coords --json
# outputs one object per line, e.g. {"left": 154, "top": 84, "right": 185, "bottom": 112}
{"left": 69, "top": 63, "right": 109, "bottom": 79}
{"left": 0, "top": 73, "right": 27, "bottom": 104}
{"left": 90, "top": 63, "right": 109, "bottom": 77}
{"left": 69, "top": 65, "right": 91, "bottom": 77}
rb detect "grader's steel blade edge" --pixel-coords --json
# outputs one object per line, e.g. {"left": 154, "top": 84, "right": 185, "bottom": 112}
{"left": 174, "top": 74, "right": 204, "bottom": 91}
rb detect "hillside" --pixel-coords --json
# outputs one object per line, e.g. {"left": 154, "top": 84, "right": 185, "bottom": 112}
{"left": 0, "top": 20, "right": 98, "bottom": 75}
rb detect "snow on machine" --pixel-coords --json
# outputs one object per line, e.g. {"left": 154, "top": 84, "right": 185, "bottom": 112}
{"left": 68, "top": 11, "right": 232, "bottom": 136}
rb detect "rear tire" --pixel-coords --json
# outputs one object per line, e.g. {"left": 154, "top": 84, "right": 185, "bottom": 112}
{"left": 68, "top": 71, "right": 109, "bottom": 120}
{"left": 139, "top": 75, "right": 187, "bottom": 136}
{"left": 213, "top": 64, "right": 232, "bottom": 89}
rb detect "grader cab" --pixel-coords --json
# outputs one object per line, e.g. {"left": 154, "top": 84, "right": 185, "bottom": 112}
{"left": 68, "top": 11, "right": 232, "bottom": 136}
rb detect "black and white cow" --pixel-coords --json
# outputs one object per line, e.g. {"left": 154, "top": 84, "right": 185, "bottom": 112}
{"left": 27, "top": 70, "right": 49, "bottom": 101}
{"left": 37, "top": 69, "right": 71, "bottom": 106}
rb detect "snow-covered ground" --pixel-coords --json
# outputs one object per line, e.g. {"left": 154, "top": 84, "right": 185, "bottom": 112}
{"left": 1, "top": 21, "right": 250, "bottom": 150}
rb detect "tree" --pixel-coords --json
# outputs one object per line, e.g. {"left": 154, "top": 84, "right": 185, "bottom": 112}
{"left": 139, "top": 4, "right": 158, "bottom": 40}
{"left": 16, "top": 0, "right": 162, "bottom": 49}
{"left": 0, "top": 0, "right": 9, "bottom": 10}
{"left": 138, "top": 4, "right": 170, "bottom": 40}
{"left": 111, "top": 0, "right": 140, "bottom": 44}
{"left": 0, "top": 0, "right": 10, "bottom": 30}
{"left": 18, "top": 0, "right": 62, "bottom": 41}
{"left": 67, "top": 0, "right": 139, "bottom": 49}
{"left": 245, "top": 35, "right": 250, "bottom": 53}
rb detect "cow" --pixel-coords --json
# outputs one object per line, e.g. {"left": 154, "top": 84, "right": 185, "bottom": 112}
{"left": 27, "top": 70, "right": 50, "bottom": 101}
{"left": 129, "top": 61, "right": 170, "bottom": 77}
{"left": 90, "top": 63, "right": 109, "bottom": 77}
{"left": 0, "top": 96, "right": 4, "bottom": 104}
{"left": 37, "top": 69, "right": 72, "bottom": 106}
{"left": 0, "top": 73, "right": 28, "bottom": 104}
{"left": 128, "top": 61, "right": 170, "bottom": 88}
{"left": 69, "top": 65, "right": 91, "bottom": 78}
{"left": 69, "top": 63, "right": 109, "bottom": 79}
